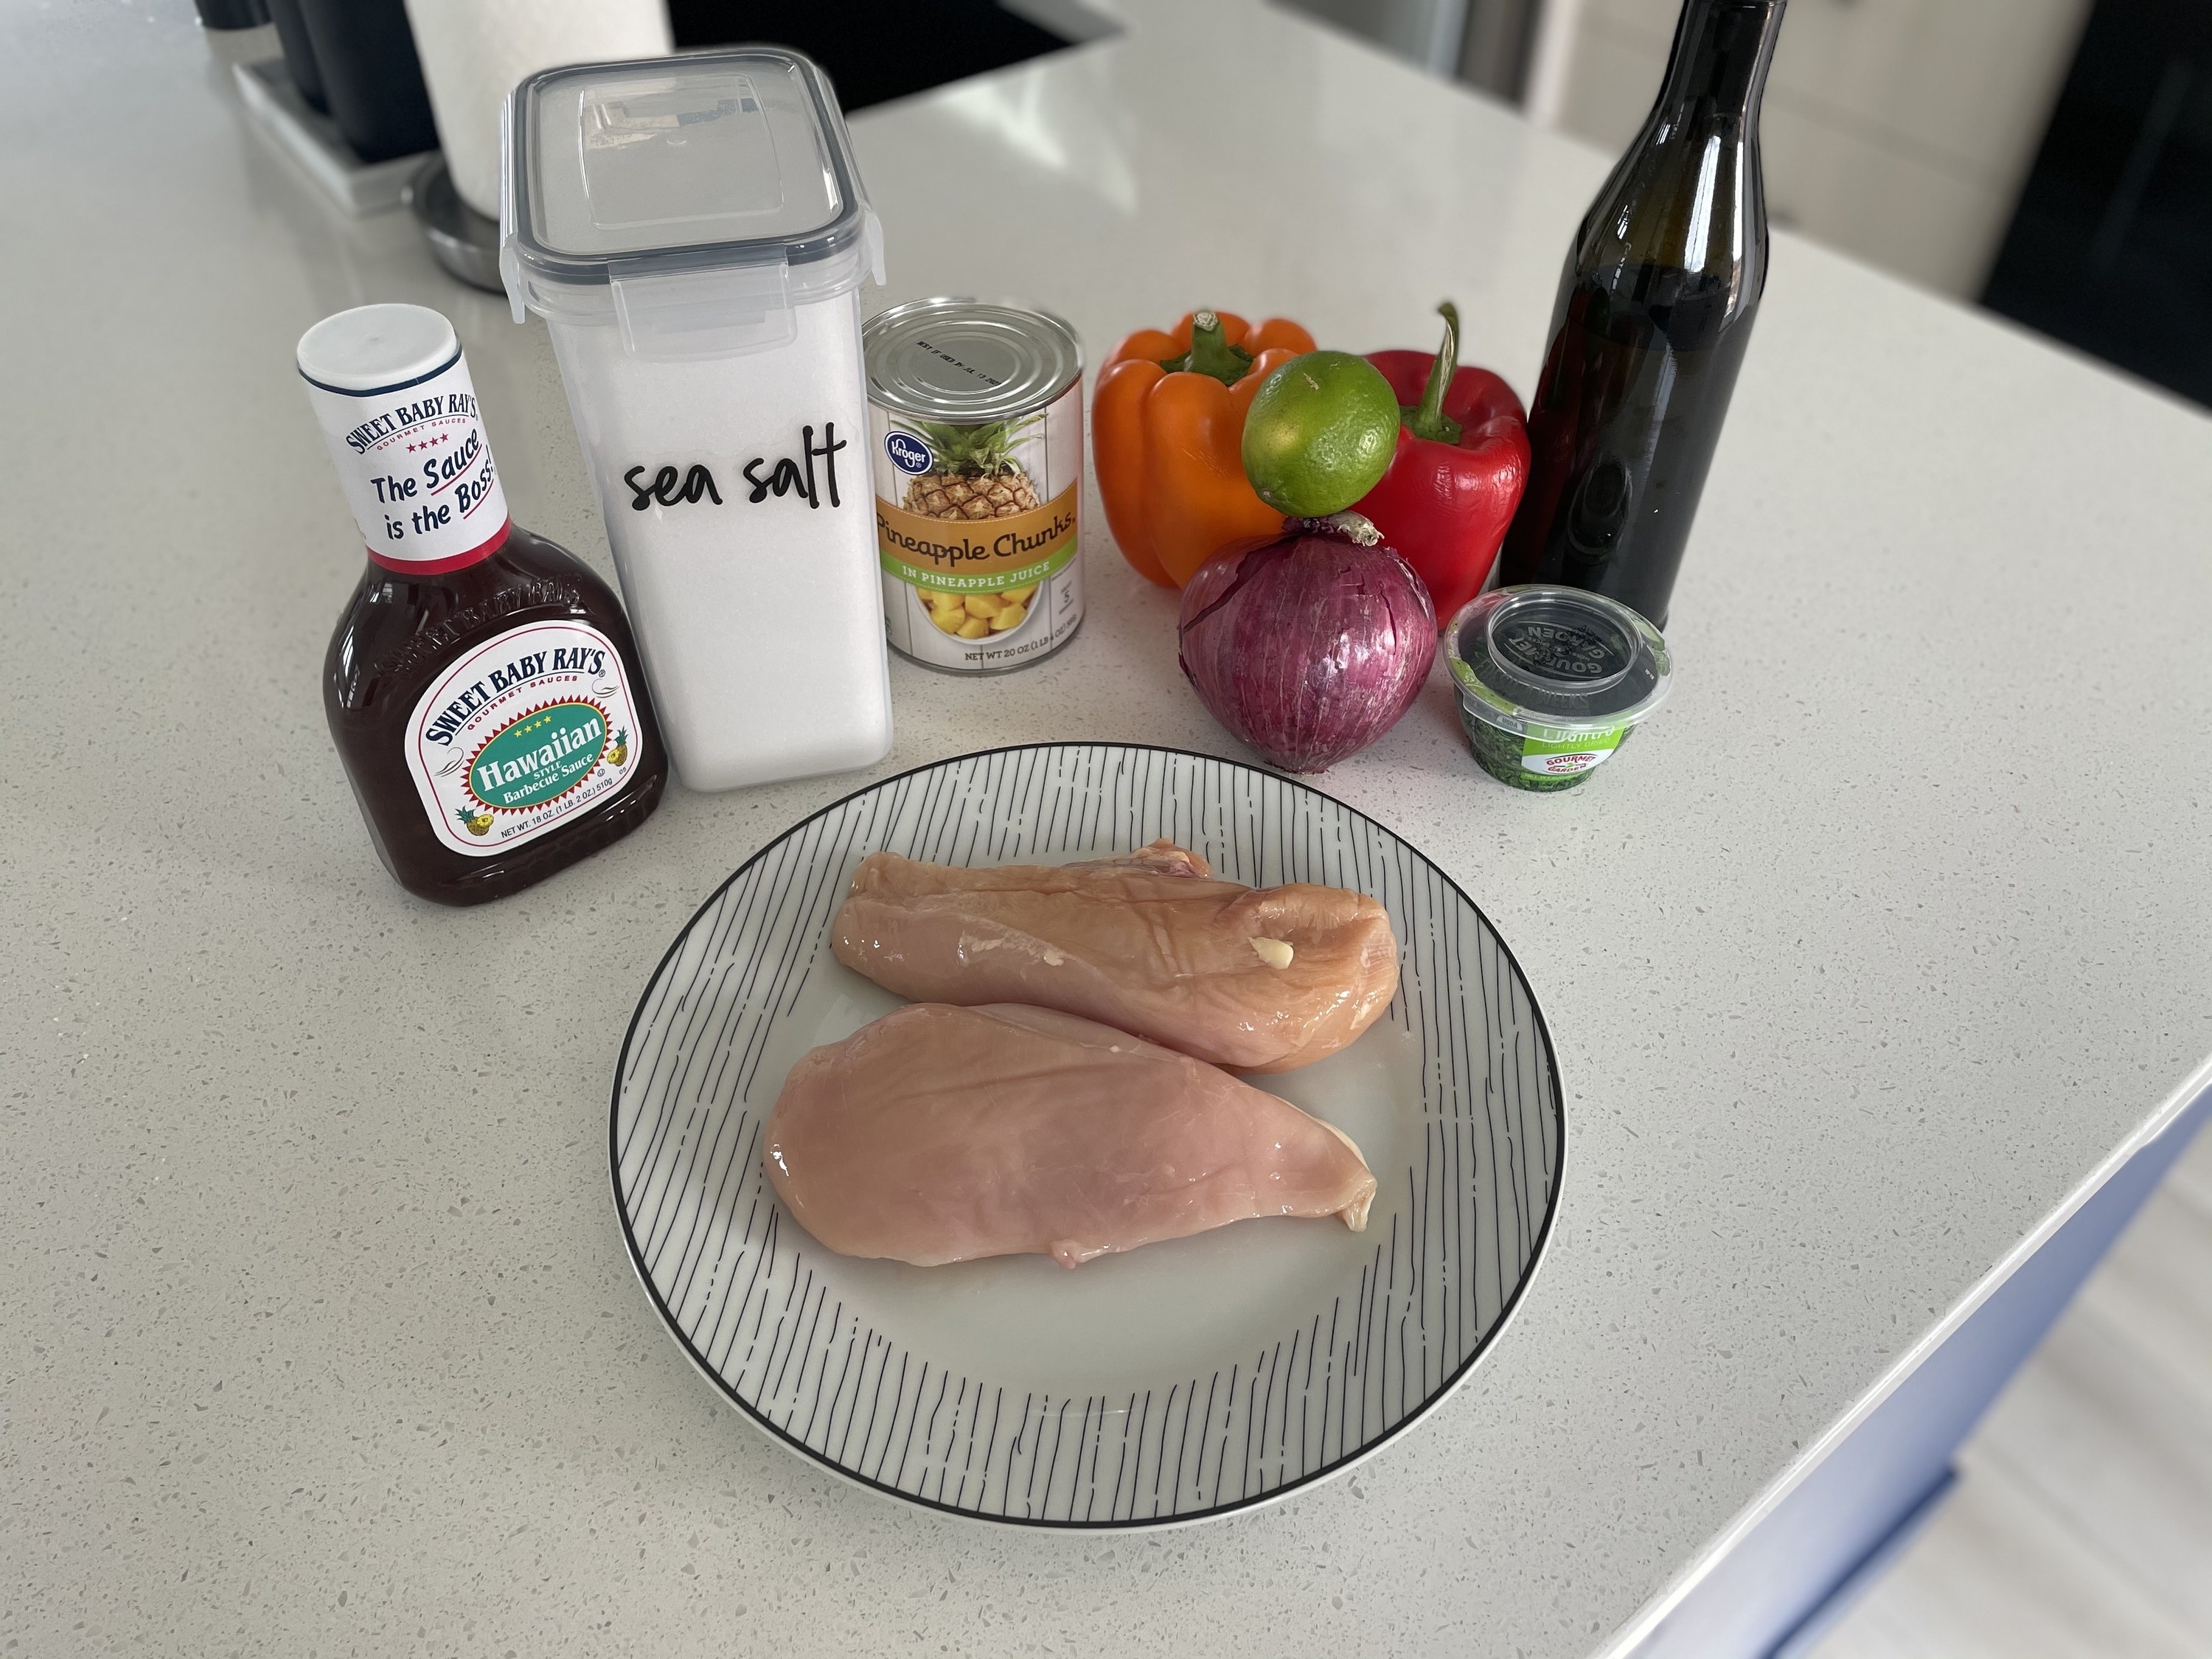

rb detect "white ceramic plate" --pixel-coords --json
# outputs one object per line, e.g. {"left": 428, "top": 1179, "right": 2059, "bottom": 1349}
{"left": 612, "top": 743, "right": 1564, "bottom": 1528}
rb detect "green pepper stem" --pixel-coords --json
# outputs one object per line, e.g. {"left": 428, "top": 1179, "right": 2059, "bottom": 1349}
{"left": 1403, "top": 301, "right": 1464, "bottom": 445}
{"left": 1164, "top": 309, "right": 1256, "bottom": 386}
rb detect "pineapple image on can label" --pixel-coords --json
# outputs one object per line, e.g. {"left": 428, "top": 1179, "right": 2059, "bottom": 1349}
{"left": 865, "top": 301, "right": 1084, "bottom": 674}
{"left": 897, "top": 414, "right": 1052, "bottom": 644}
{"left": 903, "top": 415, "right": 1045, "bottom": 521}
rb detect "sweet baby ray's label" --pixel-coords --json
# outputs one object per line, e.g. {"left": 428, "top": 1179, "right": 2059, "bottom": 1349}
{"left": 871, "top": 385, "right": 1085, "bottom": 673}
{"left": 406, "top": 621, "right": 645, "bottom": 856}
{"left": 302, "top": 347, "right": 509, "bottom": 572}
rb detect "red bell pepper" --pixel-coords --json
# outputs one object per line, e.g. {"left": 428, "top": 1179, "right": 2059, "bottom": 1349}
{"left": 1353, "top": 303, "right": 1531, "bottom": 625}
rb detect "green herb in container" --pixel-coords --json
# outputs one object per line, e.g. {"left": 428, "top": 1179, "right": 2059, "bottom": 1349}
{"left": 1444, "top": 586, "right": 1671, "bottom": 791}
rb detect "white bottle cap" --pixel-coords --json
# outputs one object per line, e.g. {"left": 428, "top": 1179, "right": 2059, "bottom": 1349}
{"left": 297, "top": 305, "right": 510, "bottom": 573}
{"left": 297, "top": 304, "right": 457, "bottom": 393}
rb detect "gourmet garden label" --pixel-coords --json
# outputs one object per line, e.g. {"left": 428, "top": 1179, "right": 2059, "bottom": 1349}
{"left": 301, "top": 340, "right": 510, "bottom": 573}
{"left": 405, "top": 621, "right": 647, "bottom": 856}
{"left": 863, "top": 300, "right": 1086, "bottom": 675}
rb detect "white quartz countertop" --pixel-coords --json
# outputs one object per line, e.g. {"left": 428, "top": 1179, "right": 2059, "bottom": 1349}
{"left": 7, "top": 1, "right": 2212, "bottom": 1655}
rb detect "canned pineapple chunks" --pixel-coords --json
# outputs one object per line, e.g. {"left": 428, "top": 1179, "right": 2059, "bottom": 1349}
{"left": 865, "top": 300, "right": 1085, "bottom": 675}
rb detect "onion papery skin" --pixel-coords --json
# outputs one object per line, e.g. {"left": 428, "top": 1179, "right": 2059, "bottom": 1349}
{"left": 1176, "top": 520, "right": 1438, "bottom": 773}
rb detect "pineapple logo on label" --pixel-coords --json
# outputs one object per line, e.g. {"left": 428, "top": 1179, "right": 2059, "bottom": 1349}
{"left": 898, "top": 414, "right": 1043, "bottom": 524}
{"left": 885, "top": 430, "right": 933, "bottom": 475}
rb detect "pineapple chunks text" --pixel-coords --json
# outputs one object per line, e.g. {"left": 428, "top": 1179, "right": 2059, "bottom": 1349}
{"left": 919, "top": 582, "right": 1038, "bottom": 640}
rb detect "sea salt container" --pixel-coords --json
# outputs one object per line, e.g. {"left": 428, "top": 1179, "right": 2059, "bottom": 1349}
{"left": 500, "top": 49, "right": 893, "bottom": 792}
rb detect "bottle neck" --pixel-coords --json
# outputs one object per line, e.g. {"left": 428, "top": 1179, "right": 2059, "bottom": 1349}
{"left": 1654, "top": 0, "right": 1784, "bottom": 126}
{"left": 366, "top": 517, "right": 510, "bottom": 577}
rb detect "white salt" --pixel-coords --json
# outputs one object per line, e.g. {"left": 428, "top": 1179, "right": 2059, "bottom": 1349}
{"left": 546, "top": 296, "right": 893, "bottom": 793}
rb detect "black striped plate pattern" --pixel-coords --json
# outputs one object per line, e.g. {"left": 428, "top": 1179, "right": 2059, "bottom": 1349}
{"left": 612, "top": 743, "right": 1563, "bottom": 1527}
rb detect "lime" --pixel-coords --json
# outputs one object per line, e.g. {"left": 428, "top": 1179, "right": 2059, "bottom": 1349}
{"left": 1242, "top": 350, "right": 1402, "bottom": 516}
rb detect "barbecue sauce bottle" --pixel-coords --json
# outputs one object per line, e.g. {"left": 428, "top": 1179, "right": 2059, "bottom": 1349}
{"left": 1498, "top": 0, "right": 1784, "bottom": 628}
{"left": 301, "top": 305, "right": 665, "bottom": 905}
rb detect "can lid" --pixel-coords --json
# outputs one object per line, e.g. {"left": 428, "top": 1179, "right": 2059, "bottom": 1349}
{"left": 296, "top": 304, "right": 459, "bottom": 395}
{"left": 501, "top": 49, "right": 883, "bottom": 356}
{"left": 864, "top": 299, "right": 1083, "bottom": 423}
{"left": 1444, "top": 585, "right": 1672, "bottom": 737}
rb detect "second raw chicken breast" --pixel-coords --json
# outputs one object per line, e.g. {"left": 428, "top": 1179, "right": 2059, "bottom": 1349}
{"left": 830, "top": 841, "right": 1399, "bottom": 1072}
{"left": 765, "top": 1002, "right": 1377, "bottom": 1268}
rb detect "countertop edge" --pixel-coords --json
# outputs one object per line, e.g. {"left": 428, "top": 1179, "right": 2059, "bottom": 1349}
{"left": 1593, "top": 1044, "right": 2212, "bottom": 1659}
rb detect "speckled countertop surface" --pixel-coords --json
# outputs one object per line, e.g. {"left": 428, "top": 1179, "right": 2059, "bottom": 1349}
{"left": 7, "top": 1, "right": 2212, "bottom": 1655}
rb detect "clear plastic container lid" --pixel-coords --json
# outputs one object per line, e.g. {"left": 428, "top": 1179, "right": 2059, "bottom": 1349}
{"left": 1444, "top": 585, "right": 1672, "bottom": 737}
{"left": 501, "top": 48, "right": 884, "bottom": 357}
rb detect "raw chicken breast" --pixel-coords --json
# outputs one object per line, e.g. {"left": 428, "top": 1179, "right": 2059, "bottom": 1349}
{"left": 764, "top": 1002, "right": 1377, "bottom": 1269}
{"left": 830, "top": 841, "right": 1398, "bottom": 1073}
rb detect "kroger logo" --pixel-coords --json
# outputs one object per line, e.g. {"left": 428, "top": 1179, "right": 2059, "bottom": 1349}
{"left": 885, "top": 430, "right": 933, "bottom": 475}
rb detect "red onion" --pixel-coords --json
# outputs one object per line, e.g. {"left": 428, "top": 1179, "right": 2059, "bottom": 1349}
{"left": 1177, "top": 513, "right": 1437, "bottom": 773}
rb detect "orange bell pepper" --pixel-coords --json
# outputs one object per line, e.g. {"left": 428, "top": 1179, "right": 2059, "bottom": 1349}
{"left": 1093, "top": 310, "right": 1318, "bottom": 586}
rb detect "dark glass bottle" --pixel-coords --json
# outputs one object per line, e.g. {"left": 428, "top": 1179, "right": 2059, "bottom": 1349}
{"left": 324, "top": 526, "right": 667, "bottom": 906}
{"left": 294, "top": 0, "right": 439, "bottom": 163}
{"left": 1498, "top": 0, "right": 1785, "bottom": 628}
{"left": 265, "top": 0, "right": 329, "bottom": 114}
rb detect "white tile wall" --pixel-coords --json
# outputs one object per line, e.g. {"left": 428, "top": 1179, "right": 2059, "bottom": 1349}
{"left": 1761, "top": 98, "right": 2023, "bottom": 294}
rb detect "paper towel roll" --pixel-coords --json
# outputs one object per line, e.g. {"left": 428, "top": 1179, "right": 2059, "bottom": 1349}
{"left": 403, "top": 0, "right": 673, "bottom": 220}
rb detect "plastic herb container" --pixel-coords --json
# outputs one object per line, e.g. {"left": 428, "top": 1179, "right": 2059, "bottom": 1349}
{"left": 1444, "top": 585, "right": 1672, "bottom": 792}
